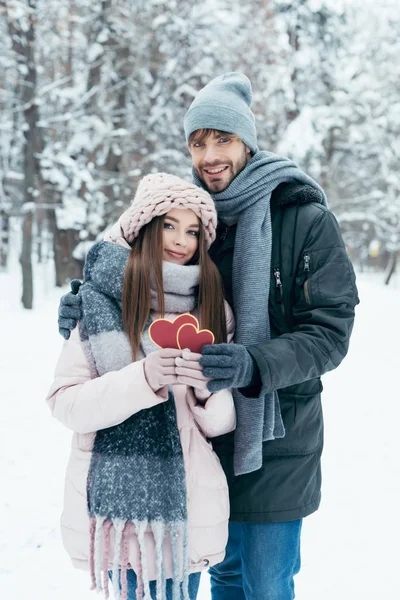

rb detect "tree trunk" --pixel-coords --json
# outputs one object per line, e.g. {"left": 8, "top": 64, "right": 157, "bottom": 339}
{"left": 48, "top": 208, "right": 82, "bottom": 285}
{"left": 6, "top": 0, "right": 42, "bottom": 308}
{"left": 384, "top": 251, "right": 398, "bottom": 286}
{"left": 20, "top": 209, "right": 34, "bottom": 308}
{"left": 0, "top": 212, "right": 10, "bottom": 268}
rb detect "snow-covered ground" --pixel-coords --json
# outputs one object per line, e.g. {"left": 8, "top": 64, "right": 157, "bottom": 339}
{"left": 1, "top": 258, "right": 399, "bottom": 600}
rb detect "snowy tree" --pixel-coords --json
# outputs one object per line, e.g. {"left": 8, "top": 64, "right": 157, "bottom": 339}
{"left": 273, "top": 0, "right": 347, "bottom": 187}
{"left": 1, "top": 0, "right": 46, "bottom": 308}
{"left": 325, "top": 0, "right": 400, "bottom": 279}
{"left": 1, "top": 0, "right": 399, "bottom": 300}
{"left": 272, "top": 0, "right": 400, "bottom": 281}
{"left": 37, "top": 0, "right": 288, "bottom": 247}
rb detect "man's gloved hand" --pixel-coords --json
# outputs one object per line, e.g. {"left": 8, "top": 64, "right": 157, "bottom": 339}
{"left": 58, "top": 279, "right": 82, "bottom": 340}
{"left": 200, "top": 343, "right": 258, "bottom": 393}
{"left": 143, "top": 349, "right": 183, "bottom": 393}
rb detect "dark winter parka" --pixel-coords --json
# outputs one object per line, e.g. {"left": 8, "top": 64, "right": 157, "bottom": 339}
{"left": 209, "top": 181, "right": 359, "bottom": 523}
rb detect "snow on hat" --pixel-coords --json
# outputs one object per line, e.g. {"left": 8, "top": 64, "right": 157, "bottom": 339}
{"left": 119, "top": 172, "right": 217, "bottom": 247}
{"left": 184, "top": 72, "right": 258, "bottom": 154}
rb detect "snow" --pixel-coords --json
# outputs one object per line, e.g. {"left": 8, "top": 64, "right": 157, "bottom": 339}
{"left": 277, "top": 106, "right": 324, "bottom": 163}
{"left": 0, "top": 257, "right": 399, "bottom": 599}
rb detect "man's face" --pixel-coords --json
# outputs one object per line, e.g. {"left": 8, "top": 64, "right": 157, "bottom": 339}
{"left": 189, "top": 130, "right": 251, "bottom": 193}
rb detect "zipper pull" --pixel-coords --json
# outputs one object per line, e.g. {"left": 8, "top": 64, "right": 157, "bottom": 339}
{"left": 274, "top": 268, "right": 283, "bottom": 303}
{"left": 304, "top": 253, "right": 310, "bottom": 272}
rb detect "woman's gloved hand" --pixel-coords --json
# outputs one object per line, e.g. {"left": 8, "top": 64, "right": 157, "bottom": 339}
{"left": 144, "top": 349, "right": 183, "bottom": 393}
{"left": 175, "top": 349, "right": 212, "bottom": 401}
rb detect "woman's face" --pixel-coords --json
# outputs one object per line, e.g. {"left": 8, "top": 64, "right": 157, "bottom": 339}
{"left": 162, "top": 208, "right": 200, "bottom": 265}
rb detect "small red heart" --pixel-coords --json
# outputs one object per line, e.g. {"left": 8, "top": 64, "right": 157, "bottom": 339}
{"left": 149, "top": 313, "right": 199, "bottom": 349}
{"left": 177, "top": 323, "right": 214, "bottom": 354}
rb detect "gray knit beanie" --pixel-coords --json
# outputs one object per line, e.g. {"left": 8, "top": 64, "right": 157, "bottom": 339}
{"left": 183, "top": 72, "right": 258, "bottom": 154}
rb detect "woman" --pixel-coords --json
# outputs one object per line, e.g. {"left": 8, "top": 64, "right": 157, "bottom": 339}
{"left": 46, "top": 173, "right": 235, "bottom": 600}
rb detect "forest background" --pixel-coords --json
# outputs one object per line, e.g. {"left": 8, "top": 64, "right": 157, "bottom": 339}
{"left": 0, "top": 0, "right": 399, "bottom": 308}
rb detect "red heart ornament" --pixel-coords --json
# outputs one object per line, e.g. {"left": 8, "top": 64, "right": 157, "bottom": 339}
{"left": 149, "top": 313, "right": 199, "bottom": 349}
{"left": 177, "top": 323, "right": 214, "bottom": 353}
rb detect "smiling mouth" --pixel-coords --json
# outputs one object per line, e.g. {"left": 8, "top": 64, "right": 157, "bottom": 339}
{"left": 203, "top": 166, "right": 228, "bottom": 177}
{"left": 166, "top": 250, "right": 186, "bottom": 259}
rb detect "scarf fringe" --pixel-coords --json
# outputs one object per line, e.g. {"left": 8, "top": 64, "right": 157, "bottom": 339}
{"left": 89, "top": 517, "right": 96, "bottom": 590}
{"left": 134, "top": 522, "right": 144, "bottom": 600}
{"left": 121, "top": 523, "right": 134, "bottom": 600}
{"left": 89, "top": 518, "right": 188, "bottom": 600}
{"left": 112, "top": 518, "right": 126, "bottom": 600}
{"left": 102, "top": 520, "right": 112, "bottom": 598}
{"left": 134, "top": 520, "right": 151, "bottom": 600}
{"left": 178, "top": 522, "right": 189, "bottom": 600}
{"left": 95, "top": 516, "right": 106, "bottom": 593}
{"left": 151, "top": 521, "right": 166, "bottom": 600}
{"left": 169, "top": 524, "right": 180, "bottom": 600}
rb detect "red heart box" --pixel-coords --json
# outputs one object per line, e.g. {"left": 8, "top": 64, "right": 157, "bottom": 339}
{"left": 149, "top": 313, "right": 199, "bottom": 349}
{"left": 177, "top": 323, "right": 214, "bottom": 354}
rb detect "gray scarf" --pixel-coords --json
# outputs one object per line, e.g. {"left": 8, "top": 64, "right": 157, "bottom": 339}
{"left": 79, "top": 242, "right": 199, "bottom": 600}
{"left": 193, "top": 151, "right": 327, "bottom": 476}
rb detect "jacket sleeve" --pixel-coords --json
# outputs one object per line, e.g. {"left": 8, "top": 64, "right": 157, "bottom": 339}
{"left": 248, "top": 208, "right": 359, "bottom": 395}
{"left": 187, "top": 388, "right": 236, "bottom": 438}
{"left": 189, "top": 299, "right": 236, "bottom": 437}
{"left": 45, "top": 329, "right": 168, "bottom": 434}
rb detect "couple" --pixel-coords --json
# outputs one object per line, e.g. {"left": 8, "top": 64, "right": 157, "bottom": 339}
{"left": 48, "top": 73, "right": 359, "bottom": 600}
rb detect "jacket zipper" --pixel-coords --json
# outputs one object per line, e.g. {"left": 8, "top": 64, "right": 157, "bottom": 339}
{"left": 303, "top": 253, "right": 311, "bottom": 305}
{"left": 220, "top": 225, "right": 229, "bottom": 241}
{"left": 273, "top": 268, "right": 285, "bottom": 316}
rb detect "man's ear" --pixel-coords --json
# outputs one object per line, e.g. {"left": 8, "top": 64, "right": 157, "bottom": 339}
{"left": 245, "top": 146, "right": 251, "bottom": 155}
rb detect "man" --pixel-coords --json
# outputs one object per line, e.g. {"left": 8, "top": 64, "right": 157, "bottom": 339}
{"left": 58, "top": 73, "right": 359, "bottom": 599}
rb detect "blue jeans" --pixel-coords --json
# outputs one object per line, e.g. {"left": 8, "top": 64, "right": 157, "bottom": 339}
{"left": 109, "top": 569, "right": 201, "bottom": 599}
{"left": 209, "top": 520, "right": 302, "bottom": 600}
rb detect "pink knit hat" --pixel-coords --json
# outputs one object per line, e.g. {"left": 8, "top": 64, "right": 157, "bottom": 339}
{"left": 119, "top": 172, "right": 217, "bottom": 248}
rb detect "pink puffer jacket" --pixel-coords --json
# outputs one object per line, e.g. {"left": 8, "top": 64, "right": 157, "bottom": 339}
{"left": 46, "top": 304, "right": 235, "bottom": 581}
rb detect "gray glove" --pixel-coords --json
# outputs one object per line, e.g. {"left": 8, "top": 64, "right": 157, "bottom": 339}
{"left": 58, "top": 279, "right": 82, "bottom": 340}
{"left": 200, "top": 343, "right": 259, "bottom": 393}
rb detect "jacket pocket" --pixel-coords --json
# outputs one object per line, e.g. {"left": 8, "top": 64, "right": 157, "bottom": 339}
{"left": 314, "top": 257, "right": 358, "bottom": 305}
{"left": 297, "top": 247, "right": 359, "bottom": 309}
{"left": 262, "top": 392, "right": 323, "bottom": 457}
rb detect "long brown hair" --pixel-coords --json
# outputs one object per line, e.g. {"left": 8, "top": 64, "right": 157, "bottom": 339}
{"left": 122, "top": 214, "right": 227, "bottom": 360}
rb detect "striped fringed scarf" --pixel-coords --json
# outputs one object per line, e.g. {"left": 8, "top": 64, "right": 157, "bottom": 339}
{"left": 78, "top": 241, "right": 199, "bottom": 600}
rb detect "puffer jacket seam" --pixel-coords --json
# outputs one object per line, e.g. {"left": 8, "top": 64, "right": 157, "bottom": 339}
{"left": 304, "top": 244, "right": 348, "bottom": 253}
{"left": 263, "top": 445, "right": 323, "bottom": 458}
{"left": 297, "top": 206, "right": 326, "bottom": 248}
